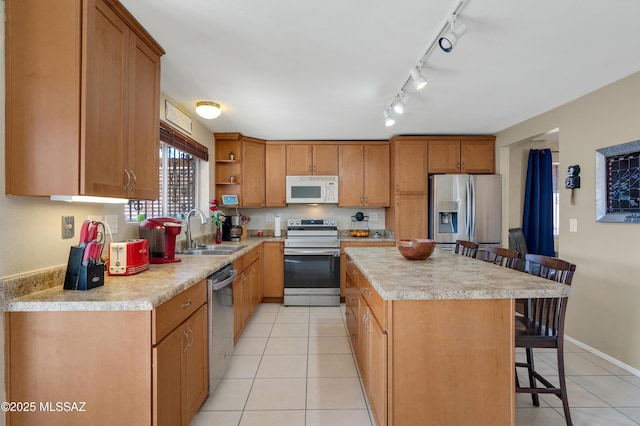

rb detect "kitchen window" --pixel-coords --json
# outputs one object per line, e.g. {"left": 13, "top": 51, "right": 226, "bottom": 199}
{"left": 125, "top": 122, "right": 209, "bottom": 221}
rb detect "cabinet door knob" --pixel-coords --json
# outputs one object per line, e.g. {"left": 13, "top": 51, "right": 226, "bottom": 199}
{"left": 457, "top": 162, "right": 461, "bottom": 170}
{"left": 396, "top": 184, "right": 399, "bottom": 193}
{"left": 365, "top": 196, "right": 368, "bottom": 205}
{"left": 461, "top": 162, "right": 465, "bottom": 171}
{"left": 396, "top": 199, "right": 399, "bottom": 206}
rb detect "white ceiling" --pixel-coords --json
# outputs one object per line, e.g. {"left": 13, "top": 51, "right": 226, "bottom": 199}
{"left": 121, "top": 0, "right": 640, "bottom": 141}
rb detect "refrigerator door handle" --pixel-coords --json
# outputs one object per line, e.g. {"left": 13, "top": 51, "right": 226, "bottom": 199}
{"left": 465, "top": 181, "right": 471, "bottom": 237}
{"left": 470, "top": 177, "right": 476, "bottom": 239}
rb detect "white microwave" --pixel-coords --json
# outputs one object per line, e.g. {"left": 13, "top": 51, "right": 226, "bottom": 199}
{"left": 286, "top": 175, "right": 339, "bottom": 204}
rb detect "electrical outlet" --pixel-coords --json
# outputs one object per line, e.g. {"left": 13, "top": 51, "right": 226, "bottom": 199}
{"left": 266, "top": 214, "right": 275, "bottom": 222}
{"left": 105, "top": 215, "right": 119, "bottom": 234}
{"left": 370, "top": 212, "right": 378, "bottom": 221}
{"left": 62, "top": 216, "right": 75, "bottom": 239}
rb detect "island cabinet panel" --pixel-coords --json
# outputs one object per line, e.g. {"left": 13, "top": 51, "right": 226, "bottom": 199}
{"left": 387, "top": 299, "right": 515, "bottom": 426}
{"left": 5, "top": 310, "right": 152, "bottom": 426}
{"left": 340, "top": 241, "right": 394, "bottom": 297}
{"left": 355, "top": 272, "right": 388, "bottom": 426}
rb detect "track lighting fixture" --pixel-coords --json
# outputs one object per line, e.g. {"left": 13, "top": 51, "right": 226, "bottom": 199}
{"left": 392, "top": 93, "right": 408, "bottom": 114}
{"left": 438, "top": 16, "right": 467, "bottom": 53}
{"left": 384, "top": 110, "right": 395, "bottom": 127}
{"left": 409, "top": 67, "right": 428, "bottom": 91}
{"left": 382, "top": 0, "right": 468, "bottom": 127}
{"left": 195, "top": 101, "right": 222, "bottom": 119}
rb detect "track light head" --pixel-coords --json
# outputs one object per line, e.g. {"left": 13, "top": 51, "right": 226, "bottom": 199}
{"left": 439, "top": 22, "right": 467, "bottom": 53}
{"left": 409, "top": 68, "right": 428, "bottom": 91}
{"left": 392, "top": 94, "right": 407, "bottom": 114}
{"left": 383, "top": 110, "right": 395, "bottom": 127}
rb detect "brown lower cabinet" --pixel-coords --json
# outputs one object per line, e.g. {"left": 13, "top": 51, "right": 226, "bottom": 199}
{"left": 262, "top": 241, "right": 284, "bottom": 299}
{"left": 346, "top": 256, "right": 515, "bottom": 426}
{"left": 4, "top": 280, "right": 208, "bottom": 426}
{"left": 340, "top": 241, "right": 394, "bottom": 298}
{"left": 233, "top": 246, "right": 263, "bottom": 343}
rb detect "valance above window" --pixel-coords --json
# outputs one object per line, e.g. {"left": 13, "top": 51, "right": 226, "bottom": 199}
{"left": 159, "top": 121, "right": 209, "bottom": 161}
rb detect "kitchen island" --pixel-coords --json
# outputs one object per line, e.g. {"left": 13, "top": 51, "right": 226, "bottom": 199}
{"left": 343, "top": 246, "right": 570, "bottom": 426}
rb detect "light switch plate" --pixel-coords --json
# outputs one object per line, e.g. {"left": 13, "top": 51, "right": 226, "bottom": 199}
{"left": 266, "top": 214, "right": 275, "bottom": 222}
{"left": 569, "top": 218, "right": 578, "bottom": 232}
{"left": 62, "top": 216, "right": 74, "bottom": 239}
{"left": 370, "top": 212, "right": 378, "bottom": 221}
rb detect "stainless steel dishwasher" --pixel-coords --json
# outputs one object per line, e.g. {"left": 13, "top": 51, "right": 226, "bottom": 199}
{"left": 207, "top": 264, "right": 236, "bottom": 393}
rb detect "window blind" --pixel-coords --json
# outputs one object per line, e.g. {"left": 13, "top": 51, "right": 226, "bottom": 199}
{"left": 159, "top": 121, "right": 209, "bottom": 161}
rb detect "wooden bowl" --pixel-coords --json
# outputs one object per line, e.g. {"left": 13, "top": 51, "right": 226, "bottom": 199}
{"left": 396, "top": 239, "right": 436, "bottom": 260}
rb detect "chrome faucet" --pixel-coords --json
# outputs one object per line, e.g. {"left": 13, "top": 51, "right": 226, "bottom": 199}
{"left": 185, "top": 209, "right": 208, "bottom": 249}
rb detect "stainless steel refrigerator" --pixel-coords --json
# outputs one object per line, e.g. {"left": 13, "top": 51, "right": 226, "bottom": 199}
{"left": 428, "top": 174, "right": 502, "bottom": 250}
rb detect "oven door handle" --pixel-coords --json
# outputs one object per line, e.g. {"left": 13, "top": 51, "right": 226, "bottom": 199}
{"left": 284, "top": 248, "right": 340, "bottom": 256}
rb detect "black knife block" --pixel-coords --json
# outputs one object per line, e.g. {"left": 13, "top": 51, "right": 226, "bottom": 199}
{"left": 63, "top": 246, "right": 105, "bottom": 290}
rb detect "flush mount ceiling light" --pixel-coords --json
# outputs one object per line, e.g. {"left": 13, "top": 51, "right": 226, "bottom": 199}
{"left": 382, "top": 0, "right": 469, "bottom": 127}
{"left": 195, "top": 101, "right": 221, "bottom": 119}
{"left": 384, "top": 110, "right": 396, "bottom": 127}
{"left": 438, "top": 16, "right": 468, "bottom": 53}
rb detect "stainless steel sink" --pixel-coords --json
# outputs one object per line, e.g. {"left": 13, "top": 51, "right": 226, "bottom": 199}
{"left": 177, "top": 245, "right": 246, "bottom": 256}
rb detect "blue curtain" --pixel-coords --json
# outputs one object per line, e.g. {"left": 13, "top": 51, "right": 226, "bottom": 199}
{"left": 522, "top": 149, "right": 555, "bottom": 256}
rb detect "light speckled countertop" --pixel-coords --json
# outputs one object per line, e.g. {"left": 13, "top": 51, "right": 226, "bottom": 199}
{"left": 344, "top": 246, "right": 571, "bottom": 300}
{"left": 4, "top": 240, "right": 267, "bottom": 312}
{"left": 3, "top": 237, "right": 396, "bottom": 312}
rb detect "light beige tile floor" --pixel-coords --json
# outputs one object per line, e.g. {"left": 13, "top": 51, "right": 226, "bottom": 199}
{"left": 192, "top": 303, "right": 640, "bottom": 426}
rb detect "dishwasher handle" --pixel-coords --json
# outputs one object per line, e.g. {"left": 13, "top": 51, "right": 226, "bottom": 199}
{"left": 208, "top": 269, "right": 237, "bottom": 290}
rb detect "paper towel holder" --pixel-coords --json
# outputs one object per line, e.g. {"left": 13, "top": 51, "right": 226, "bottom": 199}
{"left": 274, "top": 214, "right": 282, "bottom": 237}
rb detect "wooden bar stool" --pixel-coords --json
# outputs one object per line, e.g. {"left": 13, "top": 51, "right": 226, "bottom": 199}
{"left": 454, "top": 240, "right": 479, "bottom": 258}
{"left": 516, "top": 254, "right": 576, "bottom": 426}
{"left": 482, "top": 246, "right": 520, "bottom": 269}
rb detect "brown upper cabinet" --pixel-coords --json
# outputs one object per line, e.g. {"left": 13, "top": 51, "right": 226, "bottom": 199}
{"left": 265, "top": 145, "right": 287, "bottom": 207}
{"left": 5, "top": 0, "right": 164, "bottom": 199}
{"left": 386, "top": 137, "right": 429, "bottom": 239}
{"left": 286, "top": 144, "right": 338, "bottom": 175}
{"left": 428, "top": 137, "right": 496, "bottom": 174}
{"left": 339, "top": 144, "right": 390, "bottom": 207}
{"left": 214, "top": 133, "right": 266, "bottom": 207}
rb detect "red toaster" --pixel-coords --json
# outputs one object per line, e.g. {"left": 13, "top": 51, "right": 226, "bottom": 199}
{"left": 108, "top": 239, "right": 150, "bottom": 276}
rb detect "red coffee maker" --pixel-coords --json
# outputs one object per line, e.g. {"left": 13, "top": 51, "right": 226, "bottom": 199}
{"left": 139, "top": 218, "right": 182, "bottom": 264}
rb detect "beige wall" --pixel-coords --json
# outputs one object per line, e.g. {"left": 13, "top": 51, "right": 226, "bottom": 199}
{"left": 496, "top": 71, "right": 640, "bottom": 371}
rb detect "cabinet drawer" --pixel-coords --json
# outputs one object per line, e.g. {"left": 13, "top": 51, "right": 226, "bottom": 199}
{"left": 346, "top": 261, "right": 360, "bottom": 287}
{"left": 360, "top": 277, "right": 386, "bottom": 330}
{"left": 153, "top": 280, "right": 207, "bottom": 344}
{"left": 234, "top": 245, "right": 261, "bottom": 272}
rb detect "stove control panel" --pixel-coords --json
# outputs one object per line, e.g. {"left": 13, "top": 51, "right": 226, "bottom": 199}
{"left": 287, "top": 218, "right": 337, "bottom": 227}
